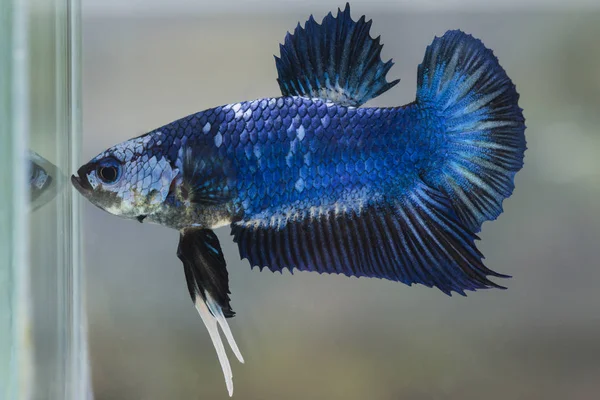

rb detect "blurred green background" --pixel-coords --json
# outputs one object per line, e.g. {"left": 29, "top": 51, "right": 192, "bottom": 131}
{"left": 80, "top": 3, "right": 600, "bottom": 399}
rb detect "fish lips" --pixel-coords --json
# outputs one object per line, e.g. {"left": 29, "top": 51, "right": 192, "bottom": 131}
{"left": 71, "top": 174, "right": 90, "bottom": 195}
{"left": 71, "top": 165, "right": 93, "bottom": 194}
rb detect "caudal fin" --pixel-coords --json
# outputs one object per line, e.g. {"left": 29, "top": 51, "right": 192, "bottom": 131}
{"left": 416, "top": 30, "right": 526, "bottom": 233}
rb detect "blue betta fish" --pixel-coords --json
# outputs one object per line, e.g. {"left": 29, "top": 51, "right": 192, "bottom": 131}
{"left": 72, "top": 3, "right": 525, "bottom": 396}
{"left": 30, "top": 150, "right": 61, "bottom": 211}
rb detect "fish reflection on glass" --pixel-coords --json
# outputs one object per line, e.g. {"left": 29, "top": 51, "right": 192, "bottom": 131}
{"left": 72, "top": 3, "right": 526, "bottom": 396}
{"left": 29, "top": 150, "right": 60, "bottom": 211}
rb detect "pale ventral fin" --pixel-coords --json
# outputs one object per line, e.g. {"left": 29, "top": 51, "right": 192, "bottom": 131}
{"left": 194, "top": 291, "right": 244, "bottom": 397}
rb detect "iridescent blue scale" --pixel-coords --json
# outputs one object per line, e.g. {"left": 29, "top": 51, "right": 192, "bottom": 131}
{"left": 153, "top": 97, "right": 444, "bottom": 220}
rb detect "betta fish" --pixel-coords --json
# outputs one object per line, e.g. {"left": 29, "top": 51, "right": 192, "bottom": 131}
{"left": 72, "top": 3, "right": 525, "bottom": 396}
{"left": 29, "top": 150, "right": 61, "bottom": 211}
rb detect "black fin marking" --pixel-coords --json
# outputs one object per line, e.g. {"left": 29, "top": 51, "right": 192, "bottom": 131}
{"left": 416, "top": 30, "right": 526, "bottom": 233}
{"left": 231, "top": 181, "right": 509, "bottom": 296}
{"left": 182, "top": 147, "right": 235, "bottom": 205}
{"left": 275, "top": 2, "right": 400, "bottom": 107}
{"left": 177, "top": 229, "right": 244, "bottom": 396}
{"left": 136, "top": 215, "right": 147, "bottom": 223}
{"left": 177, "top": 228, "right": 234, "bottom": 317}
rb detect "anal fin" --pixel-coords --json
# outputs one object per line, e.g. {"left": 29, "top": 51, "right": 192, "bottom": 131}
{"left": 232, "top": 180, "right": 509, "bottom": 295}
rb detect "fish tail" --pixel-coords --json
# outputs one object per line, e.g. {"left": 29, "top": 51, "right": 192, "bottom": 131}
{"left": 233, "top": 30, "right": 525, "bottom": 296}
{"left": 416, "top": 30, "right": 526, "bottom": 233}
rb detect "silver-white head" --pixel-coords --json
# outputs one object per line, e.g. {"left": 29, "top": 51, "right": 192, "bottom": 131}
{"left": 71, "top": 133, "right": 179, "bottom": 220}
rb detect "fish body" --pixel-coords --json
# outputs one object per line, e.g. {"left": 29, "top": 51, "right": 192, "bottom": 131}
{"left": 72, "top": 3, "right": 526, "bottom": 396}
{"left": 105, "top": 98, "right": 442, "bottom": 230}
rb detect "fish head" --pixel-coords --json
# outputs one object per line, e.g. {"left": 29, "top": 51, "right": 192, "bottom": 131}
{"left": 71, "top": 134, "right": 179, "bottom": 220}
{"left": 29, "top": 152, "right": 57, "bottom": 205}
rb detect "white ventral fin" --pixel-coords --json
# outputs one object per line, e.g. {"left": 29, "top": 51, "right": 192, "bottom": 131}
{"left": 177, "top": 228, "right": 244, "bottom": 397}
{"left": 194, "top": 292, "right": 244, "bottom": 397}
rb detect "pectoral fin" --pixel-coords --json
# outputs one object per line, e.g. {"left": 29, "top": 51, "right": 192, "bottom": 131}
{"left": 177, "top": 228, "right": 244, "bottom": 397}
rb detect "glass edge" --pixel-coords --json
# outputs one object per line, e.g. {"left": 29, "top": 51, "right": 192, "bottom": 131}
{"left": 10, "top": 0, "right": 34, "bottom": 398}
{"left": 68, "top": 0, "right": 94, "bottom": 398}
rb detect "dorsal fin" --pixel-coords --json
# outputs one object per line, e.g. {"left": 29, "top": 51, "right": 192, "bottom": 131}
{"left": 274, "top": 3, "right": 400, "bottom": 107}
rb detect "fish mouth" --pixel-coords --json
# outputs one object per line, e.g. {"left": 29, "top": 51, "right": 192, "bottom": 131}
{"left": 71, "top": 164, "right": 95, "bottom": 194}
{"left": 71, "top": 174, "right": 92, "bottom": 194}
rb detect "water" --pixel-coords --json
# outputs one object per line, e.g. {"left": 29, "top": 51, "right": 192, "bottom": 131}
{"left": 2, "top": 2, "right": 599, "bottom": 399}
{"left": 82, "top": 7, "right": 600, "bottom": 400}
{"left": 1, "top": 0, "right": 91, "bottom": 398}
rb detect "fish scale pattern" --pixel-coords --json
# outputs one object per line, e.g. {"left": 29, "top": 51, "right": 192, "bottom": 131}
{"left": 150, "top": 96, "right": 446, "bottom": 222}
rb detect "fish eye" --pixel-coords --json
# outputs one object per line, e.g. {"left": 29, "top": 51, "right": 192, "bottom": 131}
{"left": 96, "top": 162, "right": 121, "bottom": 184}
{"left": 30, "top": 164, "right": 40, "bottom": 181}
